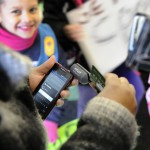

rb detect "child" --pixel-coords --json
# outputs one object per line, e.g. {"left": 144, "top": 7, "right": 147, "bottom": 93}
{"left": 0, "top": 0, "right": 71, "bottom": 143}
{"left": 0, "top": 0, "right": 68, "bottom": 66}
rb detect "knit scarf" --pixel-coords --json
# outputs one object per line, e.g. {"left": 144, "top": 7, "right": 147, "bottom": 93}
{"left": 0, "top": 27, "right": 38, "bottom": 51}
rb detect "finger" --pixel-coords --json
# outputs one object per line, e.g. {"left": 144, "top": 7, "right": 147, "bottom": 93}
{"left": 129, "top": 84, "right": 136, "bottom": 95}
{"left": 71, "top": 33, "right": 85, "bottom": 41}
{"left": 89, "top": 82, "right": 95, "bottom": 88}
{"left": 89, "top": 82, "right": 98, "bottom": 93}
{"left": 129, "top": 84, "right": 137, "bottom": 114}
{"left": 55, "top": 99, "right": 64, "bottom": 107}
{"left": 104, "top": 73, "right": 118, "bottom": 79}
{"left": 64, "top": 24, "right": 81, "bottom": 31}
{"left": 104, "top": 73, "right": 119, "bottom": 84}
{"left": 35, "top": 55, "right": 56, "bottom": 74}
{"left": 60, "top": 90, "right": 70, "bottom": 98}
{"left": 71, "top": 79, "right": 78, "bottom": 86}
{"left": 119, "top": 77, "right": 129, "bottom": 84}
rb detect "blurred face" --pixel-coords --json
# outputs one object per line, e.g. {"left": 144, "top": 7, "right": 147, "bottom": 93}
{"left": 0, "top": 0, "right": 41, "bottom": 39}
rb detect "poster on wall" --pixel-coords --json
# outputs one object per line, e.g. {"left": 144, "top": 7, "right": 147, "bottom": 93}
{"left": 66, "top": 0, "right": 150, "bottom": 74}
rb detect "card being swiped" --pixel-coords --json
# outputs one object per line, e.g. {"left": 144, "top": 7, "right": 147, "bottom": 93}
{"left": 90, "top": 65, "right": 105, "bottom": 92}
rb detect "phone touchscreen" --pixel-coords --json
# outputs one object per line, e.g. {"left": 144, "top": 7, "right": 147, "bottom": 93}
{"left": 33, "top": 64, "right": 73, "bottom": 119}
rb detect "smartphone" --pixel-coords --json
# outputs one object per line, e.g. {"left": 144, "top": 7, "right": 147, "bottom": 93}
{"left": 33, "top": 63, "right": 73, "bottom": 119}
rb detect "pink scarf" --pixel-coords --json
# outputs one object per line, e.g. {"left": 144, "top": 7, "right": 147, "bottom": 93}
{"left": 0, "top": 27, "right": 38, "bottom": 51}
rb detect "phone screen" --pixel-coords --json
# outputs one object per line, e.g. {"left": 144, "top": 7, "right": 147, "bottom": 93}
{"left": 33, "top": 64, "right": 73, "bottom": 119}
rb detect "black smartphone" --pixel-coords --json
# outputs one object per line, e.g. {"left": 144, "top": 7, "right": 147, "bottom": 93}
{"left": 33, "top": 63, "right": 73, "bottom": 119}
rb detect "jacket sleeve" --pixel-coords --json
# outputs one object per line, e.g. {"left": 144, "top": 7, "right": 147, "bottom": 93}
{"left": 60, "top": 97, "right": 139, "bottom": 150}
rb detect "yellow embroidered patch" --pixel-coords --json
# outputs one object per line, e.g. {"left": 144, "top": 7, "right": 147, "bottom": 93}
{"left": 44, "top": 36, "right": 55, "bottom": 57}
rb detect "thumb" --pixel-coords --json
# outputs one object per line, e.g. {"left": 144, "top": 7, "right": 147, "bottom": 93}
{"left": 36, "top": 55, "right": 56, "bottom": 74}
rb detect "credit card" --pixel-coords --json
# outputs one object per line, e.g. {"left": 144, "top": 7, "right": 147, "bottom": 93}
{"left": 90, "top": 65, "right": 105, "bottom": 92}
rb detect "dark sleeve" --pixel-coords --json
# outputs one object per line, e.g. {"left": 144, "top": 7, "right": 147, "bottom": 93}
{"left": 60, "top": 97, "right": 139, "bottom": 150}
{"left": 46, "top": 106, "right": 64, "bottom": 124}
{"left": 43, "top": 1, "right": 69, "bottom": 41}
{"left": 42, "top": 0, "right": 77, "bottom": 50}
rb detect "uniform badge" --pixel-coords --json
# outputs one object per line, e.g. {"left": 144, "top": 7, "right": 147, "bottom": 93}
{"left": 44, "top": 36, "right": 55, "bottom": 57}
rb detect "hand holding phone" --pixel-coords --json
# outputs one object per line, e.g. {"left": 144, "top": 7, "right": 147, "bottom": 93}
{"left": 33, "top": 63, "right": 73, "bottom": 120}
